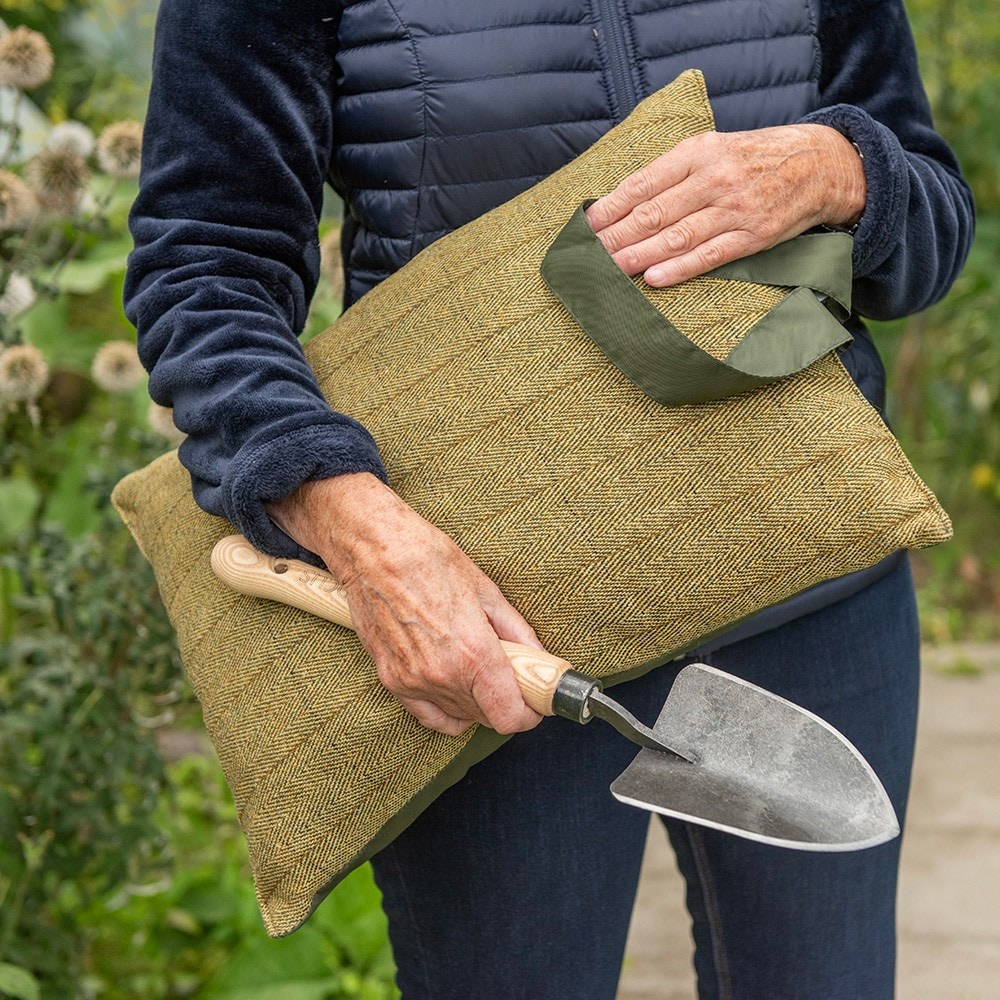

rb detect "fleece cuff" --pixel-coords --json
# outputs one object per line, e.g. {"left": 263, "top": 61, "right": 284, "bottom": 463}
{"left": 219, "top": 416, "right": 388, "bottom": 566}
{"left": 799, "top": 103, "right": 911, "bottom": 279}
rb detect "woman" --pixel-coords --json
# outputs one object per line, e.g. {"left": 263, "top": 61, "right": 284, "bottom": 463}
{"left": 127, "top": 1, "right": 974, "bottom": 996}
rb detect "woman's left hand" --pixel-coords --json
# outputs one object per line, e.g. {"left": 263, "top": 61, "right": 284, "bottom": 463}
{"left": 585, "top": 124, "right": 865, "bottom": 287}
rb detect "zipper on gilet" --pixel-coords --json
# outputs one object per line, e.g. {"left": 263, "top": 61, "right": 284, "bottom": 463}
{"left": 594, "top": 0, "right": 639, "bottom": 120}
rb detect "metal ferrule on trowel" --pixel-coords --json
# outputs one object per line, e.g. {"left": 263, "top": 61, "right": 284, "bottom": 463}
{"left": 211, "top": 535, "right": 900, "bottom": 854}
{"left": 548, "top": 669, "right": 696, "bottom": 760}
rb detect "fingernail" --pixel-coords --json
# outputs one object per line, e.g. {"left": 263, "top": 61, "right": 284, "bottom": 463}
{"left": 645, "top": 267, "right": 666, "bottom": 285}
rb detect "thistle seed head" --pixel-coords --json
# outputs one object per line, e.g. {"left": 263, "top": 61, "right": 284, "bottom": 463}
{"left": 0, "top": 26, "right": 54, "bottom": 91}
{"left": 96, "top": 120, "right": 143, "bottom": 180}
{"left": 26, "top": 147, "right": 90, "bottom": 214}
{"left": 0, "top": 343, "right": 49, "bottom": 403}
{"left": 91, "top": 340, "right": 145, "bottom": 393}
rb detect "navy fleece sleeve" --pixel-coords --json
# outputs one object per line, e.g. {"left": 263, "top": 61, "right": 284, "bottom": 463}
{"left": 804, "top": 0, "right": 975, "bottom": 319}
{"left": 125, "top": 0, "right": 386, "bottom": 563}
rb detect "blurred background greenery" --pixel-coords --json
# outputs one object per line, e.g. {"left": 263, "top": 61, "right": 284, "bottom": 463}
{"left": 0, "top": 1, "right": 996, "bottom": 997}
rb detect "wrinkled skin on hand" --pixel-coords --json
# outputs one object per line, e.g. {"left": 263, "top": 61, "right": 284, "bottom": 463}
{"left": 267, "top": 473, "right": 544, "bottom": 737}
{"left": 585, "top": 123, "right": 866, "bottom": 287}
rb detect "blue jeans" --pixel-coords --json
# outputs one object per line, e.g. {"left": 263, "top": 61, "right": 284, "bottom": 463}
{"left": 370, "top": 557, "right": 920, "bottom": 999}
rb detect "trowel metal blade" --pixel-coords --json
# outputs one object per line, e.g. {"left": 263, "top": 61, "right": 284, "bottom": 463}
{"left": 610, "top": 663, "right": 900, "bottom": 851}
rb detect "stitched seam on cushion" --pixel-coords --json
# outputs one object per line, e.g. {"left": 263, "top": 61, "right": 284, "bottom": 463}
{"left": 146, "top": 515, "right": 204, "bottom": 622}
{"left": 200, "top": 638, "right": 305, "bottom": 746}
{"left": 249, "top": 504, "right": 934, "bottom": 895}
{"left": 530, "top": 428, "right": 905, "bottom": 595}
{"left": 185, "top": 600, "right": 246, "bottom": 684}
{"left": 559, "top": 505, "right": 939, "bottom": 672}
{"left": 685, "top": 824, "right": 735, "bottom": 1000}
{"left": 395, "top": 374, "right": 718, "bottom": 493}
{"left": 532, "top": 433, "right": 917, "bottom": 650}
{"left": 236, "top": 675, "right": 384, "bottom": 823}
{"left": 319, "top": 227, "right": 551, "bottom": 378}
{"left": 256, "top": 719, "right": 478, "bottom": 901}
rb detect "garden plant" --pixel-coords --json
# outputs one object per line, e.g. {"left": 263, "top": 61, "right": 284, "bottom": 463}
{"left": 0, "top": 0, "right": 997, "bottom": 997}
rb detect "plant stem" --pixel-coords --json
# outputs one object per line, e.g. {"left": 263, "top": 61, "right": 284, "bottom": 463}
{"left": 47, "top": 181, "right": 121, "bottom": 289}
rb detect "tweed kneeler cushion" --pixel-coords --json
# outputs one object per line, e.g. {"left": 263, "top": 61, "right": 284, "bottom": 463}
{"left": 113, "top": 71, "right": 950, "bottom": 937}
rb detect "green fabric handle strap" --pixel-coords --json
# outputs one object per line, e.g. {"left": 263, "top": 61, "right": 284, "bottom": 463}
{"left": 539, "top": 203, "right": 855, "bottom": 406}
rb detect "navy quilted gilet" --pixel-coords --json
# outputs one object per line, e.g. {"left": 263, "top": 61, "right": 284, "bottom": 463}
{"left": 332, "top": 0, "right": 822, "bottom": 304}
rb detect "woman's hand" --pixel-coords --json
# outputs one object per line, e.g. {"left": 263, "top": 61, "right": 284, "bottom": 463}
{"left": 267, "top": 473, "right": 544, "bottom": 738}
{"left": 585, "top": 123, "right": 865, "bottom": 287}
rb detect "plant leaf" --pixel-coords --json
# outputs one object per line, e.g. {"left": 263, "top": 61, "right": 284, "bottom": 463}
{"left": 0, "top": 478, "right": 41, "bottom": 542}
{"left": 0, "top": 963, "right": 41, "bottom": 1000}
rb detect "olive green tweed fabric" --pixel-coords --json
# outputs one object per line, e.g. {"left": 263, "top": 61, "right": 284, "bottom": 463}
{"left": 112, "top": 70, "right": 950, "bottom": 937}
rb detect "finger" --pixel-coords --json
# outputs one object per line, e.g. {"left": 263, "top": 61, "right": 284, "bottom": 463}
{"left": 586, "top": 148, "right": 692, "bottom": 232}
{"left": 607, "top": 206, "right": 735, "bottom": 277}
{"left": 402, "top": 697, "right": 475, "bottom": 737}
{"left": 593, "top": 180, "right": 708, "bottom": 256}
{"left": 417, "top": 632, "right": 542, "bottom": 734}
{"left": 642, "top": 230, "right": 762, "bottom": 288}
{"left": 469, "top": 661, "right": 543, "bottom": 735}
{"left": 478, "top": 581, "right": 544, "bottom": 651}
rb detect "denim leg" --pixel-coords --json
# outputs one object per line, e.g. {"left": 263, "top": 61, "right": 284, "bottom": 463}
{"left": 370, "top": 557, "right": 918, "bottom": 1000}
{"left": 370, "top": 672, "right": 672, "bottom": 1000}
{"left": 663, "top": 556, "right": 920, "bottom": 1000}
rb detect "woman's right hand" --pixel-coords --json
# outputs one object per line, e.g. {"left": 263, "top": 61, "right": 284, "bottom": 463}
{"left": 266, "top": 473, "right": 544, "bottom": 737}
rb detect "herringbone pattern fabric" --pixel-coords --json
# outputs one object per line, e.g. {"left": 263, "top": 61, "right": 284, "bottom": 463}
{"left": 113, "top": 70, "right": 949, "bottom": 937}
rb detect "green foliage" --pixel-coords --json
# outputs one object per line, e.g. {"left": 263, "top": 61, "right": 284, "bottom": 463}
{"left": 0, "top": 426, "right": 185, "bottom": 995}
{"left": 906, "top": 0, "right": 1000, "bottom": 210}
{"left": 861, "top": 0, "right": 1000, "bottom": 640}
{"left": 77, "top": 756, "right": 398, "bottom": 1000}
{"left": 1, "top": 12, "right": 394, "bottom": 997}
{"left": 1, "top": 2, "right": 997, "bottom": 997}
{"left": 873, "top": 198, "right": 1000, "bottom": 643}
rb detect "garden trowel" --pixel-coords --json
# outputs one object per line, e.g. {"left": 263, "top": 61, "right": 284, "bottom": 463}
{"left": 211, "top": 535, "right": 899, "bottom": 853}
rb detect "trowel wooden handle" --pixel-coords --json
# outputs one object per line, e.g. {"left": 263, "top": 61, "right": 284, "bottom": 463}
{"left": 210, "top": 534, "right": 573, "bottom": 716}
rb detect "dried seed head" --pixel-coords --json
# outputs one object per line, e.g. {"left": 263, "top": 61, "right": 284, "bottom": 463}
{"left": 0, "top": 170, "right": 36, "bottom": 230}
{"left": 0, "top": 273, "right": 36, "bottom": 317}
{"left": 96, "top": 120, "right": 143, "bottom": 180}
{"left": 48, "top": 120, "right": 96, "bottom": 158}
{"left": 0, "top": 343, "right": 49, "bottom": 403}
{"left": 147, "top": 401, "right": 186, "bottom": 444}
{"left": 0, "top": 26, "right": 54, "bottom": 91}
{"left": 26, "top": 147, "right": 90, "bottom": 214}
{"left": 91, "top": 340, "right": 145, "bottom": 393}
